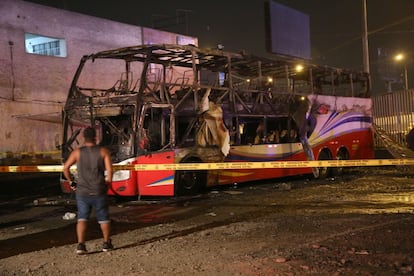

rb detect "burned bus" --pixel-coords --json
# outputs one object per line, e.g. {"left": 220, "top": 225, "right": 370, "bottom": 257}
{"left": 60, "top": 44, "right": 373, "bottom": 197}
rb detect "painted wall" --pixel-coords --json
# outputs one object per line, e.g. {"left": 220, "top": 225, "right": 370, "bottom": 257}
{"left": 0, "top": 0, "right": 197, "bottom": 164}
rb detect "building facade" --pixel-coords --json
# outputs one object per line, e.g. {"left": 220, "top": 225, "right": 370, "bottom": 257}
{"left": 0, "top": 0, "right": 197, "bottom": 164}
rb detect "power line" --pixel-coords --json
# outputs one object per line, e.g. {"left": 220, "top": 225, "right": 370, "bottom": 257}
{"left": 322, "top": 14, "right": 414, "bottom": 56}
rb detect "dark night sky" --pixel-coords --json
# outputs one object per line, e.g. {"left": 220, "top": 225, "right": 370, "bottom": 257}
{"left": 24, "top": 0, "right": 414, "bottom": 93}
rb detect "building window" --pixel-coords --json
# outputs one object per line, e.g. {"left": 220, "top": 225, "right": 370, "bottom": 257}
{"left": 25, "top": 33, "right": 67, "bottom": 57}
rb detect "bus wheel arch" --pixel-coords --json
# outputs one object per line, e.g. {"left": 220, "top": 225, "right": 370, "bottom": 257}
{"left": 174, "top": 157, "right": 207, "bottom": 197}
{"left": 317, "top": 148, "right": 332, "bottom": 179}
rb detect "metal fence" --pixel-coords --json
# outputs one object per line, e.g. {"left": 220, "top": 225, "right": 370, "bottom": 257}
{"left": 372, "top": 89, "right": 414, "bottom": 148}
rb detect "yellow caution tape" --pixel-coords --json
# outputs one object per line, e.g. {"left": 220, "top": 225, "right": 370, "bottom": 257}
{"left": 0, "top": 150, "right": 60, "bottom": 157}
{"left": 1, "top": 159, "right": 414, "bottom": 173}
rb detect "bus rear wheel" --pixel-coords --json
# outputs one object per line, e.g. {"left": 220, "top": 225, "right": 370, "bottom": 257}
{"left": 175, "top": 170, "right": 206, "bottom": 196}
{"left": 317, "top": 150, "right": 332, "bottom": 179}
{"left": 331, "top": 150, "right": 348, "bottom": 177}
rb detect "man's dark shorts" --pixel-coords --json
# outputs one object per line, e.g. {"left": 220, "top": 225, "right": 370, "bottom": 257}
{"left": 76, "top": 194, "right": 110, "bottom": 224}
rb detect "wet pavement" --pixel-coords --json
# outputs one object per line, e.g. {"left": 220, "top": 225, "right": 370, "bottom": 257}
{"left": 1, "top": 166, "right": 414, "bottom": 263}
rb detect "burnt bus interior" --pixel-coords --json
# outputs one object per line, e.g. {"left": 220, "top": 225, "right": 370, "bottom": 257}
{"left": 231, "top": 115, "right": 302, "bottom": 145}
{"left": 61, "top": 44, "right": 370, "bottom": 163}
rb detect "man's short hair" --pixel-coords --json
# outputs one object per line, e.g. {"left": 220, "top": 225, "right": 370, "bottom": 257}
{"left": 83, "top": 127, "right": 96, "bottom": 142}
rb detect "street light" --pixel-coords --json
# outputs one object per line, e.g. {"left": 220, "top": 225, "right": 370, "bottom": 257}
{"left": 394, "top": 53, "right": 408, "bottom": 90}
{"left": 295, "top": 64, "right": 304, "bottom": 73}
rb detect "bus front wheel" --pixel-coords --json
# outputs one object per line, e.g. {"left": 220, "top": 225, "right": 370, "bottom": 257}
{"left": 175, "top": 170, "right": 206, "bottom": 196}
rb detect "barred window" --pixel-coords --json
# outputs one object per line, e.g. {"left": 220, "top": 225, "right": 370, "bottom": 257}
{"left": 25, "top": 33, "right": 67, "bottom": 58}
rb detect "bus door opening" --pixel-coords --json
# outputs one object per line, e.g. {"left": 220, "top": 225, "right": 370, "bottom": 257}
{"left": 136, "top": 104, "right": 175, "bottom": 196}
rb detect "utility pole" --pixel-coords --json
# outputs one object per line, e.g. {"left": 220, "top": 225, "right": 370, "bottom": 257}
{"left": 394, "top": 53, "right": 409, "bottom": 90}
{"left": 362, "top": 0, "right": 370, "bottom": 74}
{"left": 403, "top": 65, "right": 408, "bottom": 90}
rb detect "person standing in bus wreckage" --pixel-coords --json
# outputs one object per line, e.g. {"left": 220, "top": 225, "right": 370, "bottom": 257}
{"left": 254, "top": 122, "right": 264, "bottom": 144}
{"left": 63, "top": 127, "right": 114, "bottom": 254}
{"left": 288, "top": 129, "right": 298, "bottom": 142}
{"left": 279, "top": 129, "right": 288, "bottom": 143}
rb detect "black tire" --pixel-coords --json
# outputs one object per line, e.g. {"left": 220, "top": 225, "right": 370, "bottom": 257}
{"left": 317, "top": 150, "right": 331, "bottom": 179}
{"left": 175, "top": 170, "right": 207, "bottom": 196}
{"left": 331, "top": 150, "right": 348, "bottom": 177}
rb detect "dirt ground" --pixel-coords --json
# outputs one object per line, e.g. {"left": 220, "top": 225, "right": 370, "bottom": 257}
{"left": 1, "top": 166, "right": 414, "bottom": 275}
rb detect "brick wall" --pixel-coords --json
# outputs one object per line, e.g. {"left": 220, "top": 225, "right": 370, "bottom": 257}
{"left": 0, "top": 0, "right": 197, "bottom": 164}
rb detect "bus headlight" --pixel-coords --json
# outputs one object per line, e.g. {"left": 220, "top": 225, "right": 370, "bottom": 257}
{"left": 113, "top": 170, "right": 130, "bottom": 181}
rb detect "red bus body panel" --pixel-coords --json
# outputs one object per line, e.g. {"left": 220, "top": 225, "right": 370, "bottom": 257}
{"left": 136, "top": 151, "right": 175, "bottom": 196}
{"left": 108, "top": 151, "right": 175, "bottom": 197}
{"left": 218, "top": 129, "right": 374, "bottom": 186}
